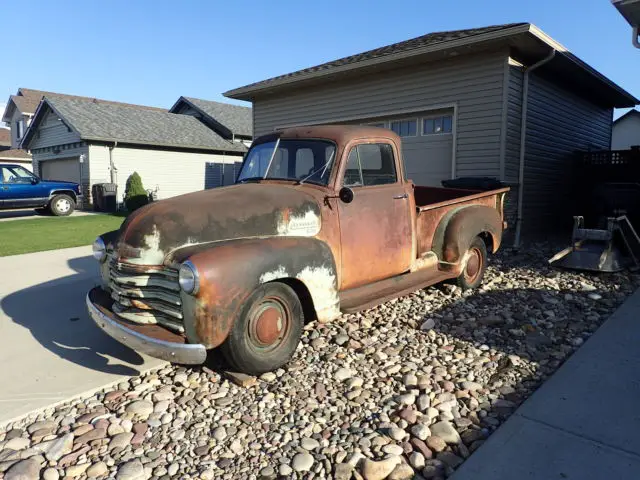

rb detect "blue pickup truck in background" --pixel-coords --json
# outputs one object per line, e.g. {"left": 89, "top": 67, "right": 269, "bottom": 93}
{"left": 0, "top": 163, "right": 82, "bottom": 216}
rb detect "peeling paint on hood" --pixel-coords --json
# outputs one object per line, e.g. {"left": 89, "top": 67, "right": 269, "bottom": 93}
{"left": 115, "top": 183, "right": 322, "bottom": 265}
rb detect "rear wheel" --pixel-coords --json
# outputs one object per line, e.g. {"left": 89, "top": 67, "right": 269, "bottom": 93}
{"left": 456, "top": 236, "right": 488, "bottom": 290}
{"left": 49, "top": 194, "right": 75, "bottom": 216}
{"left": 220, "top": 282, "right": 303, "bottom": 375}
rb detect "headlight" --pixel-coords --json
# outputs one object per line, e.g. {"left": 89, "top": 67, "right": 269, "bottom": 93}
{"left": 179, "top": 261, "right": 200, "bottom": 295}
{"left": 92, "top": 237, "right": 106, "bottom": 262}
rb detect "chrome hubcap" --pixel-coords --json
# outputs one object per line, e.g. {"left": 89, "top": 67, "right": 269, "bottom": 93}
{"left": 56, "top": 199, "right": 71, "bottom": 213}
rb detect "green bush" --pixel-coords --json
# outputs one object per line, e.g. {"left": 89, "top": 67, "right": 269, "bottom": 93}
{"left": 124, "top": 172, "right": 149, "bottom": 212}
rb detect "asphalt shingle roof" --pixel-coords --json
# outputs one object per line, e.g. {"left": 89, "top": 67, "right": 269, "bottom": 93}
{"left": 33, "top": 97, "right": 246, "bottom": 153}
{"left": 225, "top": 23, "right": 528, "bottom": 97}
{"left": 176, "top": 97, "right": 252, "bottom": 137}
{"left": 0, "top": 149, "right": 31, "bottom": 160}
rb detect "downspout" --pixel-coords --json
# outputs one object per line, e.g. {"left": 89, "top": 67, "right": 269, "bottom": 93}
{"left": 513, "top": 49, "right": 556, "bottom": 248}
{"left": 108, "top": 141, "right": 118, "bottom": 184}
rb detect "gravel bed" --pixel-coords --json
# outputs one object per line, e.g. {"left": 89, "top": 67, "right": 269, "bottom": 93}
{"left": 1, "top": 244, "right": 638, "bottom": 480}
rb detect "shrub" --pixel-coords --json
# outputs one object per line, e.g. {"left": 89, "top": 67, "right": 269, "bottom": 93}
{"left": 124, "top": 172, "right": 149, "bottom": 212}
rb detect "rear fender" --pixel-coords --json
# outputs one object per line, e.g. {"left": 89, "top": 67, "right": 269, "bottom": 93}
{"left": 182, "top": 237, "right": 339, "bottom": 348}
{"left": 431, "top": 205, "right": 503, "bottom": 270}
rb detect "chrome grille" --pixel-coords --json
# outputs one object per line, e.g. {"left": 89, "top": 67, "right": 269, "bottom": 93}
{"left": 108, "top": 259, "right": 184, "bottom": 333}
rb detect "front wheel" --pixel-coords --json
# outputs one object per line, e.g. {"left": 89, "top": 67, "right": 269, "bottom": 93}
{"left": 456, "top": 236, "right": 488, "bottom": 290}
{"left": 219, "top": 282, "right": 303, "bottom": 375}
{"left": 49, "top": 194, "right": 75, "bottom": 216}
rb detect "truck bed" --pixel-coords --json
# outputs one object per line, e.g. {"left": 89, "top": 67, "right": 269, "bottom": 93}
{"left": 414, "top": 185, "right": 509, "bottom": 256}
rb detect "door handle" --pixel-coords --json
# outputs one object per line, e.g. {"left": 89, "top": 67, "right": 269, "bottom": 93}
{"left": 393, "top": 193, "right": 408, "bottom": 200}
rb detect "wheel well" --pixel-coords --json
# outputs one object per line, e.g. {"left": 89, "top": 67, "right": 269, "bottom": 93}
{"left": 478, "top": 231, "right": 497, "bottom": 253}
{"left": 277, "top": 278, "right": 317, "bottom": 324}
{"left": 50, "top": 190, "right": 77, "bottom": 203}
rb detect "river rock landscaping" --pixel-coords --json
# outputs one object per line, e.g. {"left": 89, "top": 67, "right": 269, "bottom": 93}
{"left": 1, "top": 244, "right": 638, "bottom": 480}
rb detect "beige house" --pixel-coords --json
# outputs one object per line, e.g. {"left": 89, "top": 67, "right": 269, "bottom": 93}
{"left": 612, "top": 109, "right": 640, "bottom": 150}
{"left": 20, "top": 95, "right": 250, "bottom": 207}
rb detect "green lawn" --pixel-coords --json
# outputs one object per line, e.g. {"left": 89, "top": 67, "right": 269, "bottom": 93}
{"left": 0, "top": 214, "right": 126, "bottom": 257}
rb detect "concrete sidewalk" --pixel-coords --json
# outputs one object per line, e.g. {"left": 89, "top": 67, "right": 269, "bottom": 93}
{"left": 452, "top": 287, "right": 640, "bottom": 480}
{"left": 0, "top": 246, "right": 165, "bottom": 425}
{"left": 0, "top": 209, "right": 104, "bottom": 222}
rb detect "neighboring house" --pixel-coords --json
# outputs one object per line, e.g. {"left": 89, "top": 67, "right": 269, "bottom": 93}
{"left": 20, "top": 96, "right": 247, "bottom": 208}
{"left": 0, "top": 128, "right": 10, "bottom": 151}
{"left": 170, "top": 97, "right": 253, "bottom": 147}
{"left": 612, "top": 109, "right": 640, "bottom": 150}
{"left": 225, "top": 22, "right": 638, "bottom": 239}
{"left": 613, "top": 0, "right": 640, "bottom": 48}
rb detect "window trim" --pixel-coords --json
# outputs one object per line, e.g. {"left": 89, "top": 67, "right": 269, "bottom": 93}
{"left": 389, "top": 118, "right": 418, "bottom": 138}
{"left": 342, "top": 142, "right": 398, "bottom": 188}
{"left": 421, "top": 113, "right": 454, "bottom": 136}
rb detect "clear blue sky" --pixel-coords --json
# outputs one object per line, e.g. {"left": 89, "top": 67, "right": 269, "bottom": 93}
{"left": 1, "top": 0, "right": 638, "bottom": 117}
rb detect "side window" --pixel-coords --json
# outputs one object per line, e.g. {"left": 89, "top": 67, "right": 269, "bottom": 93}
{"left": 343, "top": 144, "right": 397, "bottom": 187}
{"left": 343, "top": 148, "right": 363, "bottom": 186}
{"left": 0, "top": 167, "right": 10, "bottom": 183}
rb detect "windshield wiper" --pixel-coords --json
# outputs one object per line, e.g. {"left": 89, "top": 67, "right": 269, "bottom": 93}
{"left": 297, "top": 150, "right": 336, "bottom": 185}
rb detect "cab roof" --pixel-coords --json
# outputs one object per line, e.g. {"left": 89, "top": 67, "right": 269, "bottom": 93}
{"left": 254, "top": 124, "right": 401, "bottom": 146}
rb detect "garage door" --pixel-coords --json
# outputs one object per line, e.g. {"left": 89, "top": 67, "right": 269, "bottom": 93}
{"left": 40, "top": 157, "right": 81, "bottom": 184}
{"left": 358, "top": 110, "right": 454, "bottom": 187}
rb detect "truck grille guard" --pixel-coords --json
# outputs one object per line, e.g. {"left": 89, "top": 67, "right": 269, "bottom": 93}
{"left": 107, "top": 258, "right": 185, "bottom": 334}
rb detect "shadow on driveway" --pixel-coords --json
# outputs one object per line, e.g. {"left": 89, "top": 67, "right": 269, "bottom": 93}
{"left": 1, "top": 254, "right": 145, "bottom": 376}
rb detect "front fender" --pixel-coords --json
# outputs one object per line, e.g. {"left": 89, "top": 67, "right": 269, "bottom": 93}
{"left": 432, "top": 205, "right": 503, "bottom": 267}
{"left": 181, "top": 237, "right": 339, "bottom": 348}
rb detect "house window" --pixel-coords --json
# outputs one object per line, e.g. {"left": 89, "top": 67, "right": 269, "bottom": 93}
{"left": 390, "top": 120, "right": 417, "bottom": 137}
{"left": 16, "top": 120, "right": 25, "bottom": 140}
{"left": 423, "top": 115, "right": 453, "bottom": 135}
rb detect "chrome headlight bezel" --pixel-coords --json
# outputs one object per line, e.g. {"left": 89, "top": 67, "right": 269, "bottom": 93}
{"left": 179, "top": 260, "right": 200, "bottom": 295}
{"left": 92, "top": 237, "right": 107, "bottom": 263}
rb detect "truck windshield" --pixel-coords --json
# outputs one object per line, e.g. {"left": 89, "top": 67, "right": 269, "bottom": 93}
{"left": 238, "top": 139, "right": 336, "bottom": 186}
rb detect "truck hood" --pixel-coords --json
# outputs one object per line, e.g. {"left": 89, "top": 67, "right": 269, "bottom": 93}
{"left": 115, "top": 183, "right": 322, "bottom": 265}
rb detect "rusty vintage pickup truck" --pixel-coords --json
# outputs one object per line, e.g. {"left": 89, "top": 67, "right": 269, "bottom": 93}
{"left": 87, "top": 126, "right": 508, "bottom": 374}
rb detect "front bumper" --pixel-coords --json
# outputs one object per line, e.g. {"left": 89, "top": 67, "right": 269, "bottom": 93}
{"left": 86, "top": 287, "right": 207, "bottom": 364}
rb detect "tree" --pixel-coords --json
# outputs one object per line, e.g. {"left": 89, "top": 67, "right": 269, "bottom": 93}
{"left": 124, "top": 172, "right": 149, "bottom": 212}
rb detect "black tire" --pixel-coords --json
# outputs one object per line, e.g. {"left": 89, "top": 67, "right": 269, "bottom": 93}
{"left": 220, "top": 282, "right": 304, "bottom": 375}
{"left": 456, "top": 236, "right": 488, "bottom": 290}
{"left": 49, "top": 194, "right": 75, "bottom": 216}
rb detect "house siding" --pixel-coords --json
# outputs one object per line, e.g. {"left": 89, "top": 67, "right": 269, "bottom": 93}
{"left": 515, "top": 69, "right": 613, "bottom": 234}
{"left": 9, "top": 109, "right": 31, "bottom": 148}
{"left": 89, "top": 145, "right": 243, "bottom": 201}
{"left": 612, "top": 114, "right": 640, "bottom": 150}
{"left": 252, "top": 50, "right": 508, "bottom": 179}
{"left": 29, "top": 109, "right": 82, "bottom": 149}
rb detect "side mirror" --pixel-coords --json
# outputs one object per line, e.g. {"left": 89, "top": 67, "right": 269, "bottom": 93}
{"left": 339, "top": 187, "right": 354, "bottom": 204}
{"left": 31, "top": 178, "right": 39, "bottom": 185}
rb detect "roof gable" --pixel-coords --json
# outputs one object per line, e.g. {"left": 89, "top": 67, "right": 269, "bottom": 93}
{"left": 22, "top": 97, "right": 247, "bottom": 153}
{"left": 614, "top": 109, "right": 640, "bottom": 125}
{"left": 170, "top": 97, "right": 252, "bottom": 137}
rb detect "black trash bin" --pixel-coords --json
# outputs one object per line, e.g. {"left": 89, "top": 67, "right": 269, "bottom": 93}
{"left": 92, "top": 183, "right": 118, "bottom": 212}
{"left": 441, "top": 177, "right": 506, "bottom": 191}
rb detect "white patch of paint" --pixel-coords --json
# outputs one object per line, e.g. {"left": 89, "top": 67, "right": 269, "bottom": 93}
{"left": 259, "top": 265, "right": 288, "bottom": 284}
{"left": 277, "top": 209, "right": 321, "bottom": 237}
{"left": 296, "top": 265, "right": 340, "bottom": 323}
{"left": 127, "top": 225, "right": 166, "bottom": 265}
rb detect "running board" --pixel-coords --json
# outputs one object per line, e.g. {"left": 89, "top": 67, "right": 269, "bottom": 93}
{"left": 339, "top": 267, "right": 454, "bottom": 313}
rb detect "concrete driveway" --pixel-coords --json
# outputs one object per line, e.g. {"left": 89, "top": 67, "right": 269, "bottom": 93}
{"left": 0, "top": 208, "right": 102, "bottom": 222}
{"left": 0, "top": 246, "right": 165, "bottom": 425}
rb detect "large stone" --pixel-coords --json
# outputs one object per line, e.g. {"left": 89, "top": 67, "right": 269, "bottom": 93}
{"left": 65, "top": 463, "right": 90, "bottom": 477}
{"left": 76, "top": 427, "right": 106, "bottom": 445}
{"left": 430, "top": 421, "right": 461, "bottom": 444}
{"left": 4, "top": 438, "right": 29, "bottom": 451}
{"left": 42, "top": 467, "right": 59, "bottom": 480}
{"left": 109, "top": 432, "right": 134, "bottom": 450}
{"left": 125, "top": 401, "right": 153, "bottom": 418}
{"left": 410, "top": 424, "right": 430, "bottom": 441}
{"left": 301, "top": 437, "right": 320, "bottom": 451}
{"left": 426, "top": 436, "right": 447, "bottom": 453}
{"left": 86, "top": 462, "right": 109, "bottom": 478}
{"left": 409, "top": 452, "right": 425, "bottom": 469}
{"left": 410, "top": 438, "right": 433, "bottom": 459}
{"left": 388, "top": 464, "right": 414, "bottom": 480}
{"left": 5, "top": 458, "right": 41, "bottom": 480}
{"left": 116, "top": 459, "right": 146, "bottom": 480}
{"left": 44, "top": 434, "right": 73, "bottom": 461}
{"left": 334, "top": 368, "right": 354, "bottom": 381}
{"left": 361, "top": 456, "right": 401, "bottom": 480}
{"left": 292, "top": 453, "right": 314, "bottom": 472}
{"left": 26, "top": 422, "right": 55, "bottom": 435}
{"left": 333, "top": 463, "right": 354, "bottom": 480}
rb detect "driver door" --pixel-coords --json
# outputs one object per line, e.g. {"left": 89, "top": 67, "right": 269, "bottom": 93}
{"left": 1, "top": 166, "right": 45, "bottom": 208}
{"left": 337, "top": 142, "right": 413, "bottom": 290}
